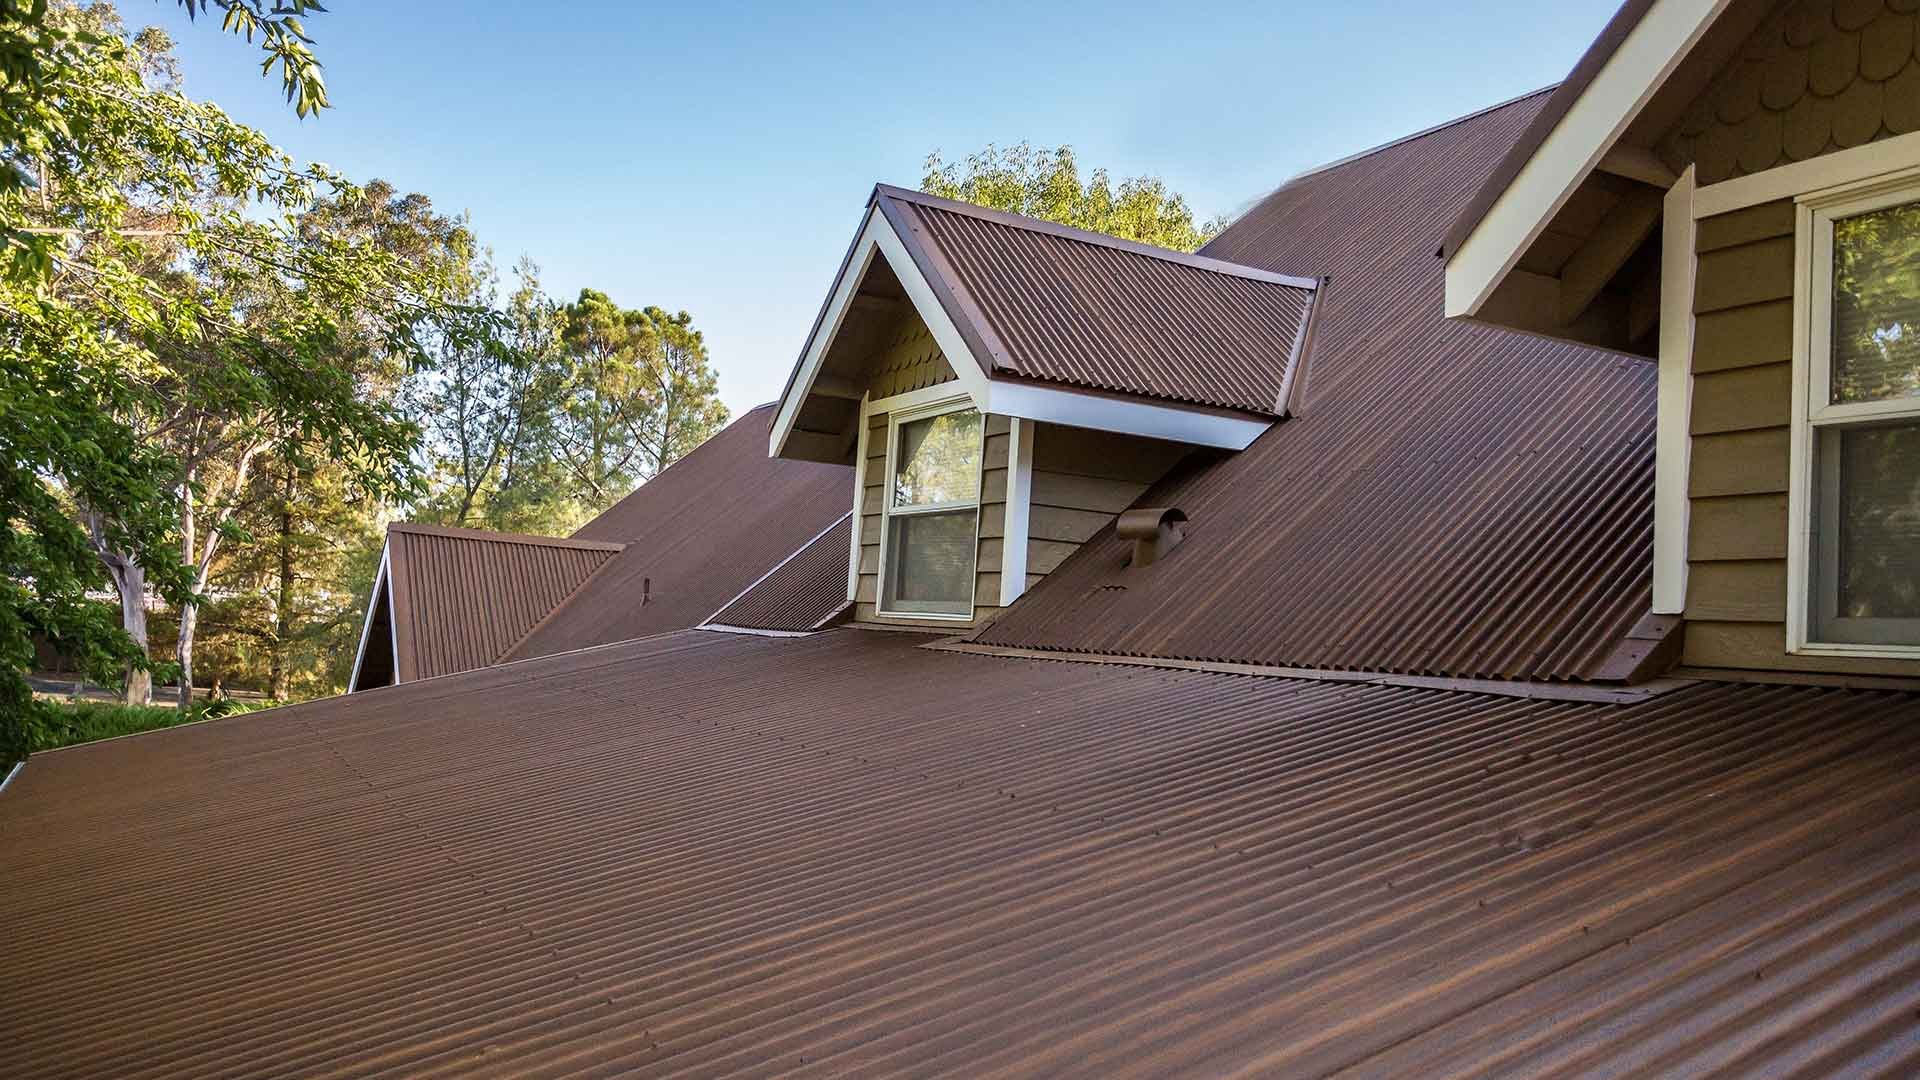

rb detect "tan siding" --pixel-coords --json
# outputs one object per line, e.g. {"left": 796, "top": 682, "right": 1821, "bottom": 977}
{"left": 977, "top": 417, "right": 1008, "bottom": 611}
{"left": 1685, "top": 560, "right": 1789, "bottom": 622}
{"left": 1658, "top": 3, "right": 1920, "bottom": 185}
{"left": 1683, "top": 195, "right": 1920, "bottom": 677}
{"left": 1693, "top": 299, "right": 1794, "bottom": 373}
{"left": 1689, "top": 493, "right": 1789, "bottom": 561}
{"left": 857, "top": 410, "right": 886, "bottom": 609}
{"left": 1689, "top": 363, "right": 1790, "bottom": 434}
{"left": 1689, "top": 428, "right": 1791, "bottom": 497}
{"left": 1683, "top": 620, "right": 1920, "bottom": 676}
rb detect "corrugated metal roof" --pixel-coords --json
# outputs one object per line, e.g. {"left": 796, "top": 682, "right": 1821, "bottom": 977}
{"left": 504, "top": 405, "right": 851, "bottom": 659}
{"left": 4, "top": 628, "right": 1917, "bottom": 1076}
{"left": 874, "top": 186, "right": 1319, "bottom": 416}
{"left": 382, "top": 523, "right": 621, "bottom": 682}
{"left": 705, "top": 513, "right": 852, "bottom": 632}
{"left": 977, "top": 92, "right": 1661, "bottom": 682}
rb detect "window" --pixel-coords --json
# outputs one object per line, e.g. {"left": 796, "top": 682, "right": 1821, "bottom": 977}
{"left": 1793, "top": 183, "right": 1920, "bottom": 655}
{"left": 878, "top": 403, "right": 982, "bottom": 617}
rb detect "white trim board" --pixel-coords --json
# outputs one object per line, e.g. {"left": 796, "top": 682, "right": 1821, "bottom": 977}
{"left": 1692, "top": 131, "right": 1920, "bottom": 219}
{"left": 1652, "top": 166, "right": 1697, "bottom": 615}
{"left": 998, "top": 417, "right": 1035, "bottom": 606}
{"left": 772, "top": 207, "right": 1272, "bottom": 458}
{"left": 701, "top": 509, "right": 854, "bottom": 628}
{"left": 1446, "top": 0, "right": 1731, "bottom": 320}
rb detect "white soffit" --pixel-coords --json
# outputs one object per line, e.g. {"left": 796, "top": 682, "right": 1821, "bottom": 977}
{"left": 771, "top": 208, "right": 1272, "bottom": 458}
{"left": 1444, "top": 0, "right": 1731, "bottom": 320}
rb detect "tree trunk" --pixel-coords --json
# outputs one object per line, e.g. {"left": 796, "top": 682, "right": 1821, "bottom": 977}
{"left": 114, "top": 559, "right": 152, "bottom": 707}
{"left": 269, "top": 466, "right": 296, "bottom": 701}
{"left": 174, "top": 601, "right": 197, "bottom": 711}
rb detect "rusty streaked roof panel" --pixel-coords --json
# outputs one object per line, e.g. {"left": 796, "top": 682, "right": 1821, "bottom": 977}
{"left": 877, "top": 186, "right": 1317, "bottom": 416}
{"left": 505, "top": 404, "right": 851, "bottom": 659}
{"left": 706, "top": 513, "right": 852, "bottom": 632}
{"left": 4, "top": 629, "right": 1918, "bottom": 1076}
{"left": 978, "top": 92, "right": 1659, "bottom": 682}
{"left": 382, "top": 523, "right": 621, "bottom": 682}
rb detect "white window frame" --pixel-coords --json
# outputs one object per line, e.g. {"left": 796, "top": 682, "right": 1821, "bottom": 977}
{"left": 875, "top": 394, "right": 982, "bottom": 621}
{"left": 1786, "top": 173, "right": 1920, "bottom": 659}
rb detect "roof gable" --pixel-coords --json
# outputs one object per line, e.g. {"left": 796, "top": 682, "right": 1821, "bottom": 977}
{"left": 353, "top": 524, "right": 623, "bottom": 687}
{"left": 770, "top": 187, "right": 1317, "bottom": 463}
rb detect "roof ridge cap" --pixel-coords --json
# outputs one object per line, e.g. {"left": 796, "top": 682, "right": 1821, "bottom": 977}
{"left": 388, "top": 522, "right": 626, "bottom": 552}
{"left": 871, "top": 184, "right": 1319, "bottom": 292}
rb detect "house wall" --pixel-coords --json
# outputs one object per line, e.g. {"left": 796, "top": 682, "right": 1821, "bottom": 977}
{"left": 1683, "top": 197, "right": 1920, "bottom": 676}
{"left": 854, "top": 411, "right": 1189, "bottom": 628}
{"left": 1657, "top": 0, "right": 1920, "bottom": 186}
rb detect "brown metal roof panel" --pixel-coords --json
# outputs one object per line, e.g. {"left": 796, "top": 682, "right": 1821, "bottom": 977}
{"left": 877, "top": 187, "right": 1318, "bottom": 416}
{"left": 705, "top": 513, "right": 852, "bottom": 632}
{"left": 504, "top": 404, "right": 852, "bottom": 659}
{"left": 383, "top": 524, "right": 619, "bottom": 682}
{"left": 978, "top": 90, "right": 1660, "bottom": 682}
{"left": 2, "top": 629, "right": 1917, "bottom": 1075}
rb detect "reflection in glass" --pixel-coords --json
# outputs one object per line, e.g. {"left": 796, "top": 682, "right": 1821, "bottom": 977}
{"left": 883, "top": 510, "right": 977, "bottom": 615}
{"left": 1814, "top": 420, "right": 1920, "bottom": 644}
{"left": 893, "top": 409, "right": 982, "bottom": 508}
{"left": 1831, "top": 200, "right": 1920, "bottom": 405}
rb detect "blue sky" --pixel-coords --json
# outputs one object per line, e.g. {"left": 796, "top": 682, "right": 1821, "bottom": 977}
{"left": 141, "top": 0, "right": 1618, "bottom": 415}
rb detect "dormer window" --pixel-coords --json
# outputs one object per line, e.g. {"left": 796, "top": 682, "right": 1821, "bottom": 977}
{"left": 1792, "top": 184, "right": 1920, "bottom": 657}
{"left": 879, "top": 401, "right": 982, "bottom": 618}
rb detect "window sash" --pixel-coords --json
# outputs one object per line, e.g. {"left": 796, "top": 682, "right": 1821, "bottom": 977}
{"left": 1791, "top": 180, "right": 1920, "bottom": 657}
{"left": 876, "top": 398, "right": 982, "bottom": 619}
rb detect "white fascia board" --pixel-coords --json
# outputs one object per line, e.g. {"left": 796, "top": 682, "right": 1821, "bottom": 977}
{"left": 984, "top": 381, "right": 1269, "bottom": 450}
{"left": 1444, "top": 0, "right": 1731, "bottom": 320}
{"left": 771, "top": 211, "right": 991, "bottom": 459}
{"left": 347, "top": 542, "right": 391, "bottom": 693}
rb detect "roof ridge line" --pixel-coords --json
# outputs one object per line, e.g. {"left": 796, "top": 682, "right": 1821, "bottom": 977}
{"left": 1284, "top": 83, "right": 1562, "bottom": 185}
{"left": 388, "top": 521, "right": 626, "bottom": 552}
{"left": 871, "top": 183, "right": 1320, "bottom": 292}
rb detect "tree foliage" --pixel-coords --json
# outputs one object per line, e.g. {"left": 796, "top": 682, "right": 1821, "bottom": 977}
{"left": 922, "top": 142, "right": 1225, "bottom": 253}
{"left": 1, "top": 2, "right": 499, "bottom": 753}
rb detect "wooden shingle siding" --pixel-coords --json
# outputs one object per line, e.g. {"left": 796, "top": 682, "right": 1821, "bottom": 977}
{"left": 865, "top": 310, "right": 957, "bottom": 399}
{"left": 1658, "top": 0, "right": 1920, "bottom": 185}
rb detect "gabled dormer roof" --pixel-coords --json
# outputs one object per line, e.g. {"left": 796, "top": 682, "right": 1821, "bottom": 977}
{"left": 771, "top": 185, "right": 1321, "bottom": 461}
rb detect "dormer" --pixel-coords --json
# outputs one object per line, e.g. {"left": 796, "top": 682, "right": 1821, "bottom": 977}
{"left": 772, "top": 186, "right": 1321, "bottom": 627}
{"left": 1445, "top": 0, "right": 1920, "bottom": 679}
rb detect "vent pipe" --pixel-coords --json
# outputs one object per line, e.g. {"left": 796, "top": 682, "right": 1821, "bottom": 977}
{"left": 1117, "top": 507, "right": 1187, "bottom": 568}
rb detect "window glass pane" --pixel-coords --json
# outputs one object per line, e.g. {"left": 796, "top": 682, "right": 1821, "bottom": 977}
{"left": 1831, "top": 200, "right": 1920, "bottom": 405}
{"left": 1813, "top": 420, "right": 1920, "bottom": 644}
{"left": 893, "top": 409, "right": 981, "bottom": 508}
{"left": 883, "top": 509, "right": 977, "bottom": 615}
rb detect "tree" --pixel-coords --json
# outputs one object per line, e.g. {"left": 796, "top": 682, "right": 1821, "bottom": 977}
{"left": 2, "top": 2, "right": 502, "bottom": 740}
{"left": 546, "top": 289, "right": 728, "bottom": 513}
{"left": 412, "top": 257, "right": 572, "bottom": 531}
{"left": 922, "top": 142, "right": 1225, "bottom": 253}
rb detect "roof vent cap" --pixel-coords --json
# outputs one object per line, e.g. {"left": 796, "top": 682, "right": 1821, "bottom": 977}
{"left": 1117, "top": 507, "right": 1187, "bottom": 568}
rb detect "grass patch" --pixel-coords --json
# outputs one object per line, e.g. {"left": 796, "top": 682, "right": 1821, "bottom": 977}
{"left": 27, "top": 699, "right": 271, "bottom": 753}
